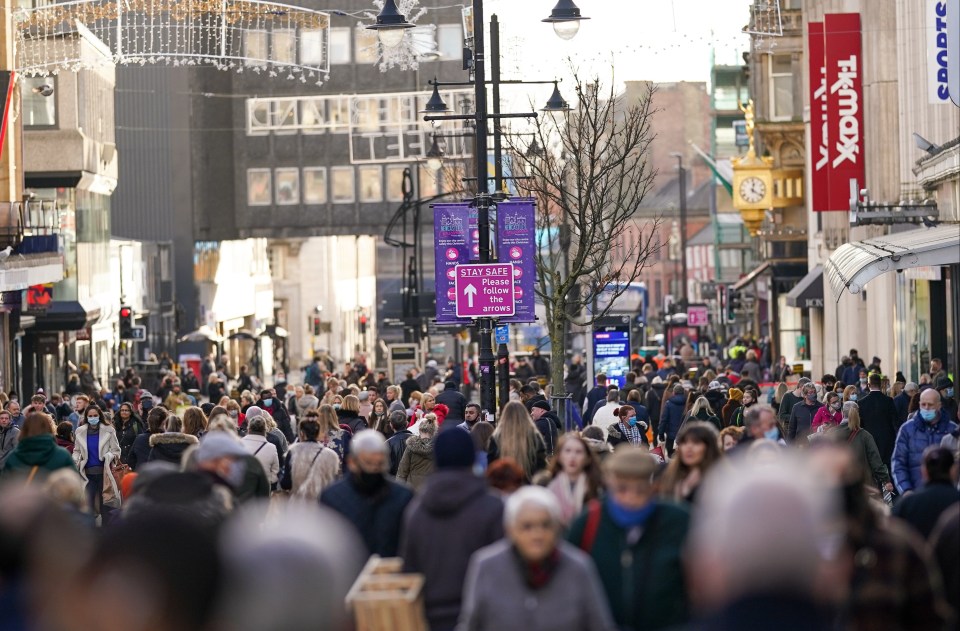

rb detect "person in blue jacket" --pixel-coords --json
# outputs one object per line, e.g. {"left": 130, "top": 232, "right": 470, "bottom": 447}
{"left": 659, "top": 384, "right": 687, "bottom": 457}
{"left": 892, "top": 388, "right": 959, "bottom": 495}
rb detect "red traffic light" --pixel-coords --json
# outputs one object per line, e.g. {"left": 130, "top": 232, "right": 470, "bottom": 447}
{"left": 119, "top": 307, "right": 131, "bottom": 318}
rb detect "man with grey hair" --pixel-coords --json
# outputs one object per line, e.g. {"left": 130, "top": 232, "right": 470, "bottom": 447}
{"left": 788, "top": 383, "right": 822, "bottom": 442}
{"left": 734, "top": 404, "right": 781, "bottom": 452}
{"left": 320, "top": 429, "right": 414, "bottom": 557}
{"left": 685, "top": 455, "right": 838, "bottom": 628}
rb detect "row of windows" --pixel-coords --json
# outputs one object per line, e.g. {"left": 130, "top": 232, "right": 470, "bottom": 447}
{"left": 246, "top": 164, "right": 463, "bottom": 207}
{"left": 242, "top": 24, "right": 463, "bottom": 68}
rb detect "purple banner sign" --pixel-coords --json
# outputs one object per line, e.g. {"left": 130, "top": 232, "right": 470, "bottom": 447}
{"left": 433, "top": 203, "right": 473, "bottom": 324}
{"left": 496, "top": 199, "right": 537, "bottom": 323}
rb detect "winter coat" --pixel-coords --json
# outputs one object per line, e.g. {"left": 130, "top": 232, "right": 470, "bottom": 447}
{"left": 73, "top": 424, "right": 122, "bottom": 505}
{"left": 457, "top": 540, "right": 617, "bottom": 631}
{"left": 128, "top": 431, "right": 158, "bottom": 471}
{"left": 828, "top": 423, "right": 890, "bottom": 488}
{"left": 337, "top": 409, "right": 369, "bottom": 435}
{"left": 259, "top": 399, "right": 295, "bottom": 442}
{"left": 266, "top": 428, "right": 288, "bottom": 460}
{"left": 123, "top": 471, "right": 232, "bottom": 527}
{"left": 322, "top": 428, "right": 351, "bottom": 469}
{"left": 892, "top": 411, "right": 959, "bottom": 494}
{"left": 893, "top": 391, "right": 912, "bottom": 425}
{"left": 661, "top": 394, "right": 687, "bottom": 439}
{"left": 685, "top": 408, "right": 722, "bottom": 431}
{"left": 787, "top": 402, "right": 823, "bottom": 442}
{"left": 436, "top": 386, "right": 468, "bottom": 421}
{"left": 567, "top": 500, "right": 690, "bottom": 630}
{"left": 148, "top": 432, "right": 199, "bottom": 465}
{"left": 565, "top": 362, "right": 587, "bottom": 403}
{"left": 592, "top": 403, "right": 621, "bottom": 435}
{"left": 2, "top": 434, "right": 74, "bottom": 474}
{"left": 280, "top": 441, "right": 340, "bottom": 499}
{"left": 777, "top": 390, "right": 802, "bottom": 423}
{"left": 0, "top": 425, "right": 20, "bottom": 469}
{"left": 320, "top": 475, "right": 414, "bottom": 557}
{"left": 856, "top": 391, "right": 900, "bottom": 470}
{"left": 295, "top": 394, "right": 320, "bottom": 417}
{"left": 241, "top": 434, "right": 280, "bottom": 485}
{"left": 397, "top": 436, "right": 434, "bottom": 491}
{"left": 116, "top": 416, "right": 144, "bottom": 465}
{"left": 401, "top": 469, "right": 504, "bottom": 630}
{"left": 741, "top": 360, "right": 762, "bottom": 383}
{"left": 721, "top": 400, "right": 740, "bottom": 428}
{"left": 892, "top": 481, "right": 960, "bottom": 539}
{"left": 645, "top": 387, "right": 663, "bottom": 434}
{"left": 607, "top": 421, "right": 648, "bottom": 448}
{"left": 535, "top": 411, "right": 561, "bottom": 456}
{"left": 583, "top": 386, "right": 608, "bottom": 426}
{"left": 811, "top": 406, "right": 842, "bottom": 433}
{"left": 387, "top": 429, "right": 413, "bottom": 476}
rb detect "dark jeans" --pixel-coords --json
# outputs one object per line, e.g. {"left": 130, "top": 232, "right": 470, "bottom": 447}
{"left": 84, "top": 472, "right": 116, "bottom": 521}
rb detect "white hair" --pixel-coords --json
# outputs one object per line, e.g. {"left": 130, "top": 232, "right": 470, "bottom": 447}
{"left": 349, "top": 429, "right": 388, "bottom": 456}
{"left": 504, "top": 486, "right": 562, "bottom": 531}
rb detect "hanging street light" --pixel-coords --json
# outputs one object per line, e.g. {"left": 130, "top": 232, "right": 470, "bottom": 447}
{"left": 542, "top": 0, "right": 590, "bottom": 40}
{"left": 541, "top": 82, "right": 571, "bottom": 112}
{"left": 366, "top": 0, "right": 415, "bottom": 48}
{"left": 424, "top": 134, "right": 445, "bottom": 171}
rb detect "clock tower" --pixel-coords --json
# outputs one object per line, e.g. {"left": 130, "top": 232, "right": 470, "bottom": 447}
{"left": 731, "top": 99, "right": 774, "bottom": 236}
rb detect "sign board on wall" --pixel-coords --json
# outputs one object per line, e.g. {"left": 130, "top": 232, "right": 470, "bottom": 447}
{"left": 928, "top": 0, "right": 960, "bottom": 106}
{"left": 808, "top": 14, "right": 866, "bottom": 212}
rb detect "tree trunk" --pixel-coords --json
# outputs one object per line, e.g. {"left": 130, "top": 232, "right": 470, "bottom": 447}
{"left": 549, "top": 306, "right": 569, "bottom": 431}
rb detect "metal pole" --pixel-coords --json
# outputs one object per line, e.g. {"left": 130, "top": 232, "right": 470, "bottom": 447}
{"left": 491, "top": 14, "right": 503, "bottom": 194}
{"left": 676, "top": 156, "right": 689, "bottom": 304}
{"left": 473, "top": 0, "right": 496, "bottom": 417}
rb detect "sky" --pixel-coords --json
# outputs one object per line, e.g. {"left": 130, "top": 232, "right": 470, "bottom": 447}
{"left": 475, "top": 0, "right": 753, "bottom": 108}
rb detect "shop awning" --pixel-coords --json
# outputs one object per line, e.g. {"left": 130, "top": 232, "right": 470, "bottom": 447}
{"left": 825, "top": 224, "right": 960, "bottom": 298}
{"left": 785, "top": 265, "right": 824, "bottom": 309}
{"left": 732, "top": 262, "right": 772, "bottom": 291}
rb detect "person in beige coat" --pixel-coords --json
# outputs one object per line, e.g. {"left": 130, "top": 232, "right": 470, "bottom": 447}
{"left": 72, "top": 405, "right": 122, "bottom": 518}
{"left": 240, "top": 416, "right": 280, "bottom": 487}
{"left": 397, "top": 416, "right": 436, "bottom": 490}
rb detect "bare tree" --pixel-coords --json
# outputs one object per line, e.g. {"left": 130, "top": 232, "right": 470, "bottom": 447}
{"left": 509, "top": 71, "right": 662, "bottom": 415}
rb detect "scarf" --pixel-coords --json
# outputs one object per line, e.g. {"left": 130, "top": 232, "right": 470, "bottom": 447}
{"left": 605, "top": 497, "right": 656, "bottom": 529}
{"left": 547, "top": 472, "right": 587, "bottom": 524}
{"left": 512, "top": 546, "right": 560, "bottom": 590}
{"left": 620, "top": 421, "right": 643, "bottom": 445}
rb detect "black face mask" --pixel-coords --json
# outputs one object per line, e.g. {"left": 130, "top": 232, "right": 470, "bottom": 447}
{"left": 352, "top": 470, "right": 387, "bottom": 496}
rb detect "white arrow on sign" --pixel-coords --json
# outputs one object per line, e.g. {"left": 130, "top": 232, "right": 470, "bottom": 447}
{"left": 464, "top": 283, "right": 477, "bottom": 308}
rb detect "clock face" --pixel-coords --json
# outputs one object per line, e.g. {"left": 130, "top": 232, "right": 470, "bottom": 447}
{"left": 739, "top": 176, "right": 767, "bottom": 204}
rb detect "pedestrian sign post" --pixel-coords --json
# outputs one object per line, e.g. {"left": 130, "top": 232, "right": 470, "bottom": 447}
{"left": 495, "top": 325, "right": 509, "bottom": 345}
{"left": 686, "top": 305, "right": 709, "bottom": 326}
{"left": 454, "top": 264, "right": 515, "bottom": 318}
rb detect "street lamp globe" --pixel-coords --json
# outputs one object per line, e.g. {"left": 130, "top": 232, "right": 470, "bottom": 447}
{"left": 366, "top": 0, "right": 414, "bottom": 48}
{"left": 424, "top": 135, "right": 445, "bottom": 171}
{"left": 542, "top": 0, "right": 590, "bottom": 40}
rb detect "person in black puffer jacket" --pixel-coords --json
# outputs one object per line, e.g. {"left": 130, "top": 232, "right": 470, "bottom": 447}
{"left": 337, "top": 395, "right": 369, "bottom": 435}
{"left": 659, "top": 385, "right": 688, "bottom": 456}
{"left": 128, "top": 407, "right": 168, "bottom": 471}
{"left": 148, "top": 415, "right": 199, "bottom": 466}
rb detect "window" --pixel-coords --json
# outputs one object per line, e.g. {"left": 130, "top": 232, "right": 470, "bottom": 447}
{"left": 331, "top": 167, "right": 355, "bottom": 203}
{"left": 386, "top": 166, "right": 407, "bottom": 202}
{"left": 275, "top": 168, "right": 300, "bottom": 205}
{"left": 359, "top": 166, "right": 383, "bottom": 202}
{"left": 329, "top": 28, "right": 351, "bottom": 64}
{"left": 329, "top": 97, "right": 350, "bottom": 132}
{"left": 354, "top": 97, "right": 381, "bottom": 133}
{"left": 244, "top": 31, "right": 268, "bottom": 66}
{"left": 22, "top": 76, "right": 56, "bottom": 127}
{"left": 354, "top": 26, "right": 379, "bottom": 63}
{"left": 437, "top": 24, "right": 463, "bottom": 61}
{"left": 768, "top": 54, "right": 794, "bottom": 120}
{"left": 247, "top": 169, "right": 272, "bottom": 205}
{"left": 300, "top": 29, "right": 326, "bottom": 66}
{"left": 303, "top": 167, "right": 327, "bottom": 204}
{"left": 272, "top": 30, "right": 296, "bottom": 64}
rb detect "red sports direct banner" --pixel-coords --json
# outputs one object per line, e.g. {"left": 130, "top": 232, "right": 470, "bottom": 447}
{"left": 808, "top": 22, "right": 829, "bottom": 212}
{"left": 823, "top": 13, "right": 865, "bottom": 212}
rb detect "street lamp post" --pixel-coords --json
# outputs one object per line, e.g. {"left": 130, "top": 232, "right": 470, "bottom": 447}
{"left": 370, "top": 0, "right": 588, "bottom": 417}
{"left": 671, "top": 152, "right": 689, "bottom": 305}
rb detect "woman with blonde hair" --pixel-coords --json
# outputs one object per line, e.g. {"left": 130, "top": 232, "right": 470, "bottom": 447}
{"left": 842, "top": 384, "right": 860, "bottom": 403}
{"left": 545, "top": 433, "right": 602, "bottom": 525}
{"left": 683, "top": 396, "right": 721, "bottom": 431}
{"left": 182, "top": 406, "right": 208, "bottom": 438}
{"left": 488, "top": 401, "right": 546, "bottom": 481}
{"left": 827, "top": 401, "right": 892, "bottom": 494}
{"left": 337, "top": 394, "right": 367, "bottom": 434}
{"left": 316, "top": 404, "right": 351, "bottom": 467}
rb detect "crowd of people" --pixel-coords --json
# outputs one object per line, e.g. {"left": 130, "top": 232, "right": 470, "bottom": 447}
{"left": 0, "top": 347, "right": 958, "bottom": 631}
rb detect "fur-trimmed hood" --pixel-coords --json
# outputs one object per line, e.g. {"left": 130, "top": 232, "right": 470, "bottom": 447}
{"left": 404, "top": 435, "right": 434, "bottom": 457}
{"left": 149, "top": 432, "right": 199, "bottom": 447}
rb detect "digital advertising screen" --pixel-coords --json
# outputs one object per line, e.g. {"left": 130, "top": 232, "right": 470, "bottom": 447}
{"left": 593, "top": 327, "right": 631, "bottom": 388}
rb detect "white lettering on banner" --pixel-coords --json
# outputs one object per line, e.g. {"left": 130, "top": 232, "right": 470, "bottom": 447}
{"left": 928, "top": 0, "right": 952, "bottom": 103}
{"left": 832, "top": 56, "right": 860, "bottom": 168}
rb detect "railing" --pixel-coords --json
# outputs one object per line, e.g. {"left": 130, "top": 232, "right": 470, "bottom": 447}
{"left": 0, "top": 199, "right": 61, "bottom": 254}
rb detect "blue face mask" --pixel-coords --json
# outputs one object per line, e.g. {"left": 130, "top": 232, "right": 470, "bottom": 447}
{"left": 605, "top": 497, "right": 656, "bottom": 529}
{"left": 850, "top": 394, "right": 858, "bottom": 401}
{"left": 920, "top": 409, "right": 937, "bottom": 422}
{"left": 262, "top": 398, "right": 273, "bottom": 407}
{"left": 764, "top": 427, "right": 779, "bottom": 440}
{"left": 946, "top": 388, "right": 954, "bottom": 398}
{"left": 87, "top": 416, "right": 100, "bottom": 426}
{"left": 628, "top": 417, "right": 637, "bottom": 427}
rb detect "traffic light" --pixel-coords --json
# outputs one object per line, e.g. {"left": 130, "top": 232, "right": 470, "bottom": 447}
{"left": 311, "top": 316, "right": 321, "bottom": 336}
{"left": 119, "top": 305, "right": 133, "bottom": 339}
{"left": 725, "top": 288, "right": 740, "bottom": 324}
{"left": 358, "top": 313, "right": 368, "bottom": 336}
